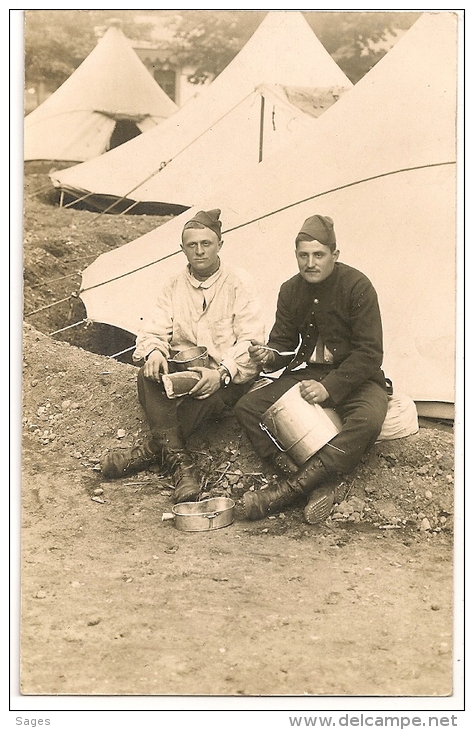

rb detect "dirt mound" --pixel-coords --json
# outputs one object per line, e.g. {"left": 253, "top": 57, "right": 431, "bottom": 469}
{"left": 22, "top": 171, "right": 172, "bottom": 360}
{"left": 22, "top": 322, "right": 454, "bottom": 536}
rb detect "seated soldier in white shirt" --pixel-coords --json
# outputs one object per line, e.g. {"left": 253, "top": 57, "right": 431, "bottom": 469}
{"left": 101, "top": 208, "right": 265, "bottom": 504}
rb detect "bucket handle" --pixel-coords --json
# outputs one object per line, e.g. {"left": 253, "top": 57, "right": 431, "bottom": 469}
{"left": 259, "top": 421, "right": 285, "bottom": 452}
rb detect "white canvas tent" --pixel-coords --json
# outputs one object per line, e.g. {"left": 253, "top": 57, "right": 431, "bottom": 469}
{"left": 24, "top": 21, "right": 178, "bottom": 163}
{"left": 52, "top": 83, "right": 350, "bottom": 215}
{"left": 49, "top": 11, "right": 353, "bottom": 213}
{"left": 79, "top": 12, "right": 458, "bottom": 418}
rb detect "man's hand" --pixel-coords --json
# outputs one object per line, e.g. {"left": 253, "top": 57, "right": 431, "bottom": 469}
{"left": 248, "top": 340, "right": 275, "bottom": 369}
{"left": 187, "top": 367, "right": 221, "bottom": 399}
{"left": 300, "top": 380, "right": 329, "bottom": 405}
{"left": 143, "top": 350, "right": 168, "bottom": 382}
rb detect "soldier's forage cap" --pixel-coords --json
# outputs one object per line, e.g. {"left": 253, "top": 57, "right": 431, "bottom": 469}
{"left": 184, "top": 209, "right": 222, "bottom": 239}
{"left": 298, "top": 215, "right": 336, "bottom": 246}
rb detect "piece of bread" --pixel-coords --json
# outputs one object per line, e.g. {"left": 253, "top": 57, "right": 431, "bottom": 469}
{"left": 162, "top": 371, "right": 201, "bottom": 399}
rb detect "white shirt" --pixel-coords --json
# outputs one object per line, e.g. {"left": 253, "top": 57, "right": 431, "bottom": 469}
{"left": 133, "top": 261, "right": 265, "bottom": 384}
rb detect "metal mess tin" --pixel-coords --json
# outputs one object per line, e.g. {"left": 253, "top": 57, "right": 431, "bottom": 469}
{"left": 162, "top": 497, "right": 235, "bottom": 532}
{"left": 169, "top": 346, "right": 209, "bottom": 371}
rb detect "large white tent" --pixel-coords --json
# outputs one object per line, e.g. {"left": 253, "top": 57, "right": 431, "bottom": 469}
{"left": 24, "top": 21, "right": 178, "bottom": 164}
{"left": 79, "top": 12, "right": 458, "bottom": 417}
{"left": 49, "top": 11, "right": 353, "bottom": 213}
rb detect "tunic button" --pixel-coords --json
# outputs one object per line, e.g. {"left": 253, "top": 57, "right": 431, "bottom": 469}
{"left": 314, "top": 298, "right": 319, "bottom": 304}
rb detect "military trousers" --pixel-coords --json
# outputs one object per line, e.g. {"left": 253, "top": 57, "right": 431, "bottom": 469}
{"left": 137, "top": 366, "right": 251, "bottom": 444}
{"left": 234, "top": 367, "right": 388, "bottom": 476}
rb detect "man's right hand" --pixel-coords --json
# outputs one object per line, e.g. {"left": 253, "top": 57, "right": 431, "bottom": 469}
{"left": 248, "top": 340, "right": 275, "bottom": 369}
{"left": 143, "top": 350, "right": 168, "bottom": 381}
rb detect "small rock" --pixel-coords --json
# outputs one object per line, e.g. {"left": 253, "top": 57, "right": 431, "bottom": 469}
{"left": 350, "top": 497, "right": 366, "bottom": 512}
{"left": 34, "top": 590, "right": 47, "bottom": 599}
{"left": 338, "top": 500, "right": 353, "bottom": 514}
{"left": 61, "top": 400, "right": 71, "bottom": 410}
{"left": 425, "top": 490, "right": 433, "bottom": 499}
{"left": 117, "top": 429, "right": 126, "bottom": 439}
{"left": 431, "top": 603, "right": 441, "bottom": 611}
{"left": 261, "top": 528, "right": 269, "bottom": 534}
{"left": 87, "top": 618, "right": 101, "bottom": 626}
{"left": 93, "top": 488, "right": 104, "bottom": 496}
{"left": 70, "top": 581, "right": 81, "bottom": 588}
{"left": 420, "top": 517, "right": 431, "bottom": 531}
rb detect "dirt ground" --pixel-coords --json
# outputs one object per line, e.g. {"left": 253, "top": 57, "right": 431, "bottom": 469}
{"left": 17, "top": 167, "right": 457, "bottom": 698}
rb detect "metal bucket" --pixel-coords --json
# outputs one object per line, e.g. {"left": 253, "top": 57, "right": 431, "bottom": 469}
{"left": 170, "top": 346, "right": 209, "bottom": 372}
{"left": 260, "top": 383, "right": 343, "bottom": 466}
{"left": 162, "top": 497, "right": 235, "bottom": 532}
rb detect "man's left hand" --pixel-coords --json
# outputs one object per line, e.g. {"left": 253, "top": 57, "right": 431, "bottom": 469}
{"left": 300, "top": 380, "right": 329, "bottom": 405}
{"left": 187, "top": 367, "right": 221, "bottom": 399}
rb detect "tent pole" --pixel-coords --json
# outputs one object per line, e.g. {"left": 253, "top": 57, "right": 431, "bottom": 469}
{"left": 59, "top": 190, "right": 64, "bottom": 208}
{"left": 258, "top": 94, "right": 265, "bottom": 163}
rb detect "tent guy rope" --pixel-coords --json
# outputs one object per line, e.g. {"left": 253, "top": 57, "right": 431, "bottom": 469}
{"left": 79, "top": 160, "right": 456, "bottom": 295}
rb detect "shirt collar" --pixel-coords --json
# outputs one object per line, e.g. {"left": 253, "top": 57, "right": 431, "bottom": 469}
{"left": 186, "top": 260, "right": 223, "bottom": 289}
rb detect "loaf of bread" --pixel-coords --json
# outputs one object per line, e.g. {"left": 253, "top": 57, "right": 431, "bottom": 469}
{"left": 162, "top": 371, "right": 201, "bottom": 399}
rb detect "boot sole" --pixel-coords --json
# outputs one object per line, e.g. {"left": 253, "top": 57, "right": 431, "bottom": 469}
{"left": 304, "top": 485, "right": 335, "bottom": 525}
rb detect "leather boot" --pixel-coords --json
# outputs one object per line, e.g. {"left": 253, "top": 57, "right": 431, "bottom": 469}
{"left": 154, "top": 428, "right": 201, "bottom": 504}
{"left": 243, "top": 456, "right": 331, "bottom": 521}
{"left": 101, "top": 439, "right": 159, "bottom": 479}
{"left": 270, "top": 451, "right": 299, "bottom": 477}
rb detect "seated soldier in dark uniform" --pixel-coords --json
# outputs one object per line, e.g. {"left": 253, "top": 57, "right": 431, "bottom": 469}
{"left": 235, "top": 214, "right": 389, "bottom": 524}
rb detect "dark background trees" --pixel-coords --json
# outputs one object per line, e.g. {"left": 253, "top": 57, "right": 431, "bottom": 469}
{"left": 24, "top": 9, "right": 421, "bottom": 92}
{"left": 159, "top": 10, "right": 421, "bottom": 85}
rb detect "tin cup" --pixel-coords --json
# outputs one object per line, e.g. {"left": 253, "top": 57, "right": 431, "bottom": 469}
{"left": 170, "top": 346, "right": 209, "bottom": 372}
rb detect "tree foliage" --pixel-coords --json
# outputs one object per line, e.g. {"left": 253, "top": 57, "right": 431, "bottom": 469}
{"left": 162, "top": 10, "right": 421, "bottom": 84}
{"left": 305, "top": 11, "right": 421, "bottom": 82}
{"left": 24, "top": 10, "right": 156, "bottom": 86}
{"left": 160, "top": 11, "right": 268, "bottom": 85}
{"left": 23, "top": 9, "right": 422, "bottom": 89}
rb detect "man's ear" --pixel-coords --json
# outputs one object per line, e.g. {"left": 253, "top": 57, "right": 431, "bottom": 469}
{"left": 218, "top": 238, "right": 224, "bottom": 250}
{"left": 333, "top": 249, "right": 340, "bottom": 262}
